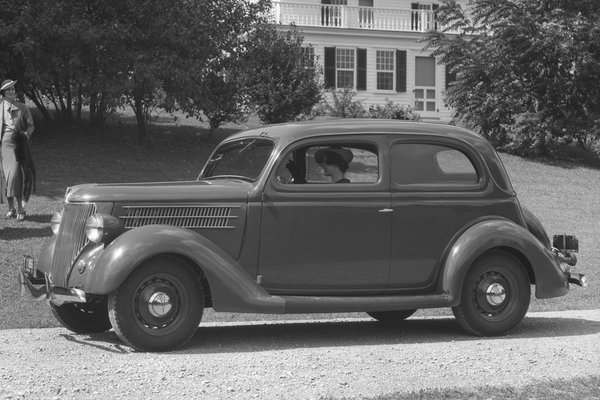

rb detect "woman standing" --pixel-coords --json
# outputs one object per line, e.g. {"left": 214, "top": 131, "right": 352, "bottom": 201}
{"left": 1, "top": 79, "right": 35, "bottom": 221}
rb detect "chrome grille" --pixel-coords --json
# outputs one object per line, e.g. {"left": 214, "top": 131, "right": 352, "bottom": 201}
{"left": 50, "top": 203, "right": 97, "bottom": 286}
{"left": 120, "top": 206, "right": 237, "bottom": 229}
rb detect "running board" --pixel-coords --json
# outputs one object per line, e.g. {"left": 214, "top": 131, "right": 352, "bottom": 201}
{"left": 282, "top": 293, "right": 453, "bottom": 314}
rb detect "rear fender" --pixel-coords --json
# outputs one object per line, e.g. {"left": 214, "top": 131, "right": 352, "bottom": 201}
{"left": 82, "top": 225, "right": 285, "bottom": 313}
{"left": 442, "top": 219, "right": 569, "bottom": 304}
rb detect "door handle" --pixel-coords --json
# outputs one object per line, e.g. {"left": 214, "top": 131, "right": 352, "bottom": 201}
{"left": 378, "top": 208, "right": 393, "bottom": 213}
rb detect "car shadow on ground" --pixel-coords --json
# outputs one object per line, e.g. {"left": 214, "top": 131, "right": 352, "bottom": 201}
{"left": 64, "top": 315, "right": 599, "bottom": 354}
{"left": 178, "top": 315, "right": 600, "bottom": 354}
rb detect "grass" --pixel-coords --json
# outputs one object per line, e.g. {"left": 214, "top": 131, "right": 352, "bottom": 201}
{"left": 0, "top": 113, "right": 598, "bottom": 330}
{"left": 325, "top": 376, "right": 600, "bottom": 400}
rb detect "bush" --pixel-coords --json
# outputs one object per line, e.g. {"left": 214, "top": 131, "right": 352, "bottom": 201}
{"left": 323, "top": 90, "right": 420, "bottom": 121}
{"left": 323, "top": 89, "right": 367, "bottom": 118}
{"left": 367, "top": 99, "right": 420, "bottom": 121}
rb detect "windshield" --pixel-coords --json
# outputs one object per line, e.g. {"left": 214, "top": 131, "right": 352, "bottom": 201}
{"left": 200, "top": 138, "right": 275, "bottom": 181}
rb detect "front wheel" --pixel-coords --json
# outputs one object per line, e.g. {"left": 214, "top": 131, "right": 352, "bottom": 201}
{"left": 367, "top": 309, "right": 417, "bottom": 323}
{"left": 108, "top": 256, "right": 204, "bottom": 352}
{"left": 51, "top": 301, "right": 111, "bottom": 334}
{"left": 452, "top": 251, "right": 530, "bottom": 336}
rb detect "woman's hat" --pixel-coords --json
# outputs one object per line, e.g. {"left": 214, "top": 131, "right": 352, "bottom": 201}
{"left": 315, "top": 147, "right": 354, "bottom": 164}
{"left": 0, "top": 79, "right": 17, "bottom": 91}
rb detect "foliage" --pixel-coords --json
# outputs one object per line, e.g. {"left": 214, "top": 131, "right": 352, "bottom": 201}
{"left": 188, "top": 70, "right": 249, "bottom": 133}
{"left": 0, "top": 0, "right": 271, "bottom": 140}
{"left": 323, "top": 90, "right": 420, "bottom": 121}
{"left": 241, "top": 24, "right": 323, "bottom": 125}
{"left": 424, "top": 0, "right": 600, "bottom": 154}
{"left": 323, "top": 89, "right": 367, "bottom": 118}
{"left": 367, "top": 99, "right": 421, "bottom": 121}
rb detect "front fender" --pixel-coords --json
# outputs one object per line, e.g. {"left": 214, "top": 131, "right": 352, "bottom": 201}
{"left": 442, "top": 219, "right": 569, "bottom": 304}
{"left": 37, "top": 235, "right": 57, "bottom": 275}
{"left": 82, "top": 225, "right": 285, "bottom": 313}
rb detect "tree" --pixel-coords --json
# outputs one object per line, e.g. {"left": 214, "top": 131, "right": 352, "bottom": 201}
{"left": 165, "top": 0, "right": 272, "bottom": 133}
{"left": 241, "top": 24, "right": 323, "bottom": 124}
{"left": 0, "top": 0, "right": 271, "bottom": 140}
{"left": 193, "top": 69, "right": 249, "bottom": 133}
{"left": 424, "top": 0, "right": 600, "bottom": 154}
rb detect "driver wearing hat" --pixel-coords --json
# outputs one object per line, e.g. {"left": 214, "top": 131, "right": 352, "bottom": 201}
{"left": 315, "top": 147, "right": 353, "bottom": 183}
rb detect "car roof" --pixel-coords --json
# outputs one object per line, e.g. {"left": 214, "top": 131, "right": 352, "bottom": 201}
{"left": 226, "top": 119, "right": 487, "bottom": 148}
{"left": 222, "top": 119, "right": 514, "bottom": 194}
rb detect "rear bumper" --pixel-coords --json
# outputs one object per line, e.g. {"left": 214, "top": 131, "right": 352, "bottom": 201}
{"left": 18, "top": 256, "right": 87, "bottom": 305}
{"left": 565, "top": 271, "right": 587, "bottom": 287}
{"left": 552, "top": 249, "right": 587, "bottom": 287}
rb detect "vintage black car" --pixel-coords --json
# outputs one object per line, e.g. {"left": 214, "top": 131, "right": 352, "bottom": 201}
{"left": 20, "top": 120, "right": 586, "bottom": 351}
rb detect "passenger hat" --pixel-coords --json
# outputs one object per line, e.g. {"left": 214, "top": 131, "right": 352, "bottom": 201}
{"left": 0, "top": 79, "right": 16, "bottom": 91}
{"left": 315, "top": 147, "right": 353, "bottom": 164}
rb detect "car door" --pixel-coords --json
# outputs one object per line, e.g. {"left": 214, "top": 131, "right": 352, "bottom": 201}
{"left": 388, "top": 137, "right": 489, "bottom": 292}
{"left": 258, "top": 136, "right": 391, "bottom": 295}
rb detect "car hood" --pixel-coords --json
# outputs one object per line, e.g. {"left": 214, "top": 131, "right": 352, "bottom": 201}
{"left": 65, "top": 180, "right": 251, "bottom": 203}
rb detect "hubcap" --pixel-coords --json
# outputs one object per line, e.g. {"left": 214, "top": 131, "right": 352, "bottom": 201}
{"left": 474, "top": 272, "right": 511, "bottom": 316}
{"left": 134, "top": 277, "right": 182, "bottom": 331}
{"left": 148, "top": 292, "right": 173, "bottom": 317}
{"left": 485, "top": 283, "right": 506, "bottom": 306}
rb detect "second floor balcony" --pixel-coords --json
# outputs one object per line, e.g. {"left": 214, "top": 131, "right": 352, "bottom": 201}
{"left": 272, "top": 1, "right": 443, "bottom": 33}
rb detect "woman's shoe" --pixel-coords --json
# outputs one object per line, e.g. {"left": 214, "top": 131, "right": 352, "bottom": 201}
{"left": 6, "top": 209, "right": 16, "bottom": 218}
{"left": 16, "top": 211, "right": 26, "bottom": 221}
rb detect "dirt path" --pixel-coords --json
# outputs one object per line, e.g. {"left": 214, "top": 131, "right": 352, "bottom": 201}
{"left": 1, "top": 309, "right": 599, "bottom": 400}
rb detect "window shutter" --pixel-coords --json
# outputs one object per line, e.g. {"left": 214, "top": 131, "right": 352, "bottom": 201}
{"left": 445, "top": 65, "right": 456, "bottom": 89}
{"left": 325, "top": 47, "right": 336, "bottom": 89}
{"left": 396, "top": 50, "right": 407, "bottom": 92}
{"left": 357, "top": 48, "right": 367, "bottom": 91}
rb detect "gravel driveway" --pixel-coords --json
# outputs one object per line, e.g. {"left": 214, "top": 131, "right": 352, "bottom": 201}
{"left": 1, "top": 309, "right": 599, "bottom": 400}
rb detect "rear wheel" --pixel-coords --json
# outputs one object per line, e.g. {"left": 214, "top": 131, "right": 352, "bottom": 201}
{"left": 453, "top": 251, "right": 530, "bottom": 336}
{"left": 367, "top": 309, "right": 417, "bottom": 323}
{"left": 51, "top": 301, "right": 111, "bottom": 334}
{"left": 108, "top": 255, "right": 204, "bottom": 352}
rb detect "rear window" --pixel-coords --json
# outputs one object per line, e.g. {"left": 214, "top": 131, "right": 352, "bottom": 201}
{"left": 391, "top": 143, "right": 478, "bottom": 186}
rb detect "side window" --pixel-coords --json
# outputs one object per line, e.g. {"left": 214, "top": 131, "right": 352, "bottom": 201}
{"left": 276, "top": 143, "right": 379, "bottom": 184}
{"left": 391, "top": 143, "right": 478, "bottom": 186}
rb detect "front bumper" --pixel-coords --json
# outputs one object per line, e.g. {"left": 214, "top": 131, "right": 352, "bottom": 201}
{"left": 18, "top": 256, "right": 87, "bottom": 305}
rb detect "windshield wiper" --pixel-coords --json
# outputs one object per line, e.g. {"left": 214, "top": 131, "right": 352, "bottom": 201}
{"left": 238, "top": 140, "right": 256, "bottom": 154}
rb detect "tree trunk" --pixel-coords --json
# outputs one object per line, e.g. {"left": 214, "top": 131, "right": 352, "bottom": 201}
{"left": 133, "top": 87, "right": 148, "bottom": 143}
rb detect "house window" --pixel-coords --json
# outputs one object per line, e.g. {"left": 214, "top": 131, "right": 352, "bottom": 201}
{"left": 301, "top": 46, "right": 315, "bottom": 68}
{"left": 336, "top": 48, "right": 355, "bottom": 89}
{"left": 376, "top": 50, "right": 395, "bottom": 90}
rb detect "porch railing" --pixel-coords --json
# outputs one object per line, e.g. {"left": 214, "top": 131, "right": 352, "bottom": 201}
{"left": 272, "top": 1, "right": 442, "bottom": 33}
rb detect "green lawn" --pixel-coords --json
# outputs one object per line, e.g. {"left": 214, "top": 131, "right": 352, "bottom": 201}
{"left": 0, "top": 116, "right": 597, "bottom": 330}
{"left": 327, "top": 376, "right": 600, "bottom": 400}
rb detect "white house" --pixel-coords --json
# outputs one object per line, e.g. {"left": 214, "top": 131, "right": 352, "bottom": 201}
{"left": 272, "top": 0, "right": 463, "bottom": 121}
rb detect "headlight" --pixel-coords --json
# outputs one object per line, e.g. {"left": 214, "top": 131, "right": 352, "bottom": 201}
{"left": 85, "top": 214, "right": 124, "bottom": 244}
{"left": 50, "top": 211, "right": 63, "bottom": 235}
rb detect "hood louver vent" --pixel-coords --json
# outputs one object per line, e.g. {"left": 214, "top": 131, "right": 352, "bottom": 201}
{"left": 120, "top": 205, "right": 238, "bottom": 229}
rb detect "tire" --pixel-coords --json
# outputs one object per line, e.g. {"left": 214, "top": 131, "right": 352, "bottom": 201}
{"left": 51, "top": 301, "right": 111, "bottom": 334}
{"left": 452, "top": 251, "right": 530, "bottom": 336}
{"left": 108, "top": 255, "right": 204, "bottom": 352}
{"left": 367, "top": 309, "right": 417, "bottom": 322}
